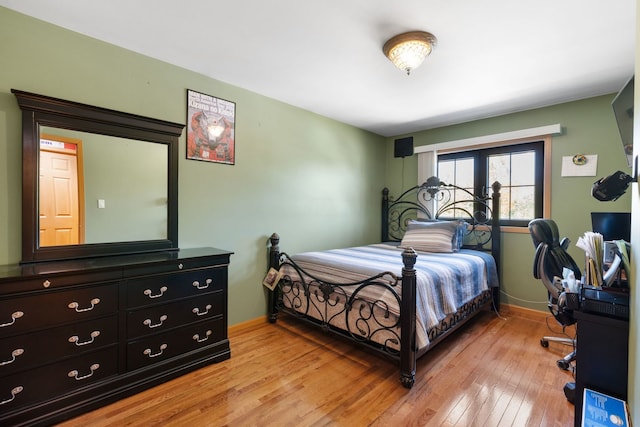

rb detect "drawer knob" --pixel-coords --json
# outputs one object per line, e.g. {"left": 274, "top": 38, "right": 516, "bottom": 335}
{"left": 143, "top": 315, "right": 168, "bottom": 329}
{"left": 192, "top": 330, "right": 212, "bottom": 343}
{"left": 0, "top": 311, "right": 23, "bottom": 328}
{"left": 192, "top": 304, "right": 212, "bottom": 316}
{"left": 68, "top": 331, "right": 101, "bottom": 346}
{"left": 143, "top": 343, "right": 167, "bottom": 358}
{"left": 178, "top": 263, "right": 184, "bottom": 270}
{"left": 0, "top": 386, "right": 23, "bottom": 406}
{"left": 192, "top": 278, "right": 213, "bottom": 290}
{"left": 68, "top": 298, "right": 101, "bottom": 313}
{"left": 68, "top": 363, "right": 100, "bottom": 381}
{"left": 143, "top": 286, "right": 168, "bottom": 299}
{"left": 0, "top": 349, "right": 24, "bottom": 366}
{"left": 42, "top": 280, "right": 51, "bottom": 288}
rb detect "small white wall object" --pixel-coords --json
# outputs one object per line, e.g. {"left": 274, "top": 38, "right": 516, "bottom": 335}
{"left": 561, "top": 154, "right": 598, "bottom": 177}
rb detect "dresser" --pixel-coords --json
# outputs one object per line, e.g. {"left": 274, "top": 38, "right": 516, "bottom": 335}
{"left": 0, "top": 247, "right": 232, "bottom": 426}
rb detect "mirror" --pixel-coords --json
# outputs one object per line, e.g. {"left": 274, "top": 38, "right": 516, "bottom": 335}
{"left": 39, "top": 128, "right": 169, "bottom": 246}
{"left": 14, "top": 89, "right": 183, "bottom": 263}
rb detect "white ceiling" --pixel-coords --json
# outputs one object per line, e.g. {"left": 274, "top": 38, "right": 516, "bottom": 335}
{"left": 0, "top": 0, "right": 636, "bottom": 137}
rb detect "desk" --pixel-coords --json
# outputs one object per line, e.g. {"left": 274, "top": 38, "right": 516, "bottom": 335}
{"left": 574, "top": 310, "right": 629, "bottom": 427}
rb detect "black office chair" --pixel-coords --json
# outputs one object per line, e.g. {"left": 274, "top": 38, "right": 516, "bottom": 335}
{"left": 528, "top": 219, "right": 582, "bottom": 371}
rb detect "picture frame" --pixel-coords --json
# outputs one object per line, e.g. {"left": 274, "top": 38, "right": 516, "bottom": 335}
{"left": 262, "top": 267, "right": 283, "bottom": 291}
{"left": 186, "top": 89, "right": 236, "bottom": 164}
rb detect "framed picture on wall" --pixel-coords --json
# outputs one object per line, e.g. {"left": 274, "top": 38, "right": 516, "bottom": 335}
{"left": 186, "top": 89, "right": 236, "bottom": 164}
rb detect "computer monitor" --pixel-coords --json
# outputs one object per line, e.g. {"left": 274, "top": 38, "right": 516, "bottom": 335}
{"left": 591, "top": 212, "right": 631, "bottom": 242}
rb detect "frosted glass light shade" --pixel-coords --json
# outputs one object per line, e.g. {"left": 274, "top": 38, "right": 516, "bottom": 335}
{"left": 383, "top": 31, "right": 437, "bottom": 75}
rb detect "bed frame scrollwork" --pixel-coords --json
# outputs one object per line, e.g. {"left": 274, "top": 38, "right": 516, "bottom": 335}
{"left": 267, "top": 177, "right": 501, "bottom": 388}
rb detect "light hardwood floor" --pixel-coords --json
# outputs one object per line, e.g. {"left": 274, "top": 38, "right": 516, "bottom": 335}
{"left": 58, "top": 306, "right": 576, "bottom": 426}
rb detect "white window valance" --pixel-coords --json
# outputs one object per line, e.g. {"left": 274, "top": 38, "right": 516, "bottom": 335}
{"left": 416, "top": 123, "right": 562, "bottom": 184}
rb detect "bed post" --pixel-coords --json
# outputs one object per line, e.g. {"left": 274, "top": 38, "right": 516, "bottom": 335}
{"left": 267, "top": 232, "right": 280, "bottom": 323}
{"left": 381, "top": 188, "right": 390, "bottom": 242}
{"left": 490, "top": 181, "right": 502, "bottom": 311}
{"left": 400, "top": 247, "right": 418, "bottom": 388}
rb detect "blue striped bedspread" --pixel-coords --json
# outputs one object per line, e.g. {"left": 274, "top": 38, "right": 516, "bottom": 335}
{"left": 283, "top": 243, "right": 498, "bottom": 339}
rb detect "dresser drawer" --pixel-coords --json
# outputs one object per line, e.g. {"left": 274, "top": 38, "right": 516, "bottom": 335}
{"left": 0, "top": 346, "right": 118, "bottom": 412}
{"left": 127, "top": 318, "right": 226, "bottom": 371}
{"left": 123, "top": 252, "right": 230, "bottom": 278}
{"left": 0, "top": 269, "right": 122, "bottom": 294}
{"left": 126, "top": 267, "right": 227, "bottom": 308}
{"left": 127, "top": 292, "right": 224, "bottom": 339}
{"left": 0, "top": 284, "right": 118, "bottom": 338}
{"left": 0, "top": 315, "right": 117, "bottom": 377}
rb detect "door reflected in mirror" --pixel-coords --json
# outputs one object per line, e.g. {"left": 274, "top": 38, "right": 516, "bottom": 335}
{"left": 39, "top": 132, "right": 84, "bottom": 246}
{"left": 39, "top": 127, "right": 169, "bottom": 248}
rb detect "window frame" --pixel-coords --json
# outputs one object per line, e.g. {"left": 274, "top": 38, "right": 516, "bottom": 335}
{"left": 436, "top": 136, "right": 552, "bottom": 233}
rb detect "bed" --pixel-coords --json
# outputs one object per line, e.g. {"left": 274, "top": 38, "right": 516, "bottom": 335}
{"left": 266, "top": 176, "right": 502, "bottom": 388}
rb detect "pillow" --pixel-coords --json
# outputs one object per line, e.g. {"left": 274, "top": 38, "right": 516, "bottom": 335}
{"left": 412, "top": 218, "right": 468, "bottom": 251}
{"left": 454, "top": 220, "right": 469, "bottom": 250}
{"left": 400, "top": 220, "right": 459, "bottom": 253}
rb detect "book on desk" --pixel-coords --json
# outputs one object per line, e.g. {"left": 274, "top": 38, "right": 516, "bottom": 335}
{"left": 582, "top": 388, "right": 630, "bottom": 427}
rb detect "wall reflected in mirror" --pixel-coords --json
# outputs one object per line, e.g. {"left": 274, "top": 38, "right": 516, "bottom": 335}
{"left": 39, "top": 127, "right": 168, "bottom": 247}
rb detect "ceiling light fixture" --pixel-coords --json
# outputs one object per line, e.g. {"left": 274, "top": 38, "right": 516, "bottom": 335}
{"left": 383, "top": 31, "right": 437, "bottom": 75}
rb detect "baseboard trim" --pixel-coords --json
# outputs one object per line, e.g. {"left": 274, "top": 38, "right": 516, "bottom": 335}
{"left": 500, "top": 303, "right": 551, "bottom": 323}
{"left": 229, "top": 317, "right": 267, "bottom": 335}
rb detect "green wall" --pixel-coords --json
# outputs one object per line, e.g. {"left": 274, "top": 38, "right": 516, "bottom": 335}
{"left": 0, "top": 8, "right": 386, "bottom": 325}
{"left": 384, "top": 96, "right": 632, "bottom": 312}
{"left": 82, "top": 133, "right": 168, "bottom": 244}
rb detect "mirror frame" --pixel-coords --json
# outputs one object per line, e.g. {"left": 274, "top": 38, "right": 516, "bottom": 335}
{"left": 13, "top": 89, "right": 184, "bottom": 264}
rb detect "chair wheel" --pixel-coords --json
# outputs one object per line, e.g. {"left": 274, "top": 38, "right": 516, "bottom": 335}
{"left": 564, "top": 382, "right": 576, "bottom": 403}
{"left": 557, "top": 359, "right": 571, "bottom": 370}
{"left": 540, "top": 339, "right": 549, "bottom": 348}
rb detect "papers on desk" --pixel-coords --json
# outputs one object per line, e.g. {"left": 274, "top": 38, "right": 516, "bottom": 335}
{"left": 582, "top": 388, "right": 630, "bottom": 427}
{"left": 577, "top": 232, "right": 604, "bottom": 287}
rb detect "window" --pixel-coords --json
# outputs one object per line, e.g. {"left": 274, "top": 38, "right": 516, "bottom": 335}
{"left": 437, "top": 141, "right": 544, "bottom": 227}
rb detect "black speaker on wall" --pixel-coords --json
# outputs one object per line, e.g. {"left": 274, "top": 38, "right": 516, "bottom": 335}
{"left": 394, "top": 137, "right": 414, "bottom": 158}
